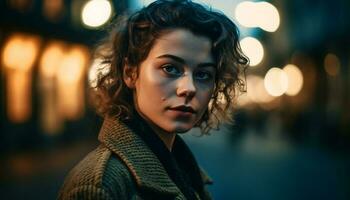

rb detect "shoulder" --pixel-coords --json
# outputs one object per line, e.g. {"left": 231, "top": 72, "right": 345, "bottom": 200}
{"left": 58, "top": 145, "right": 138, "bottom": 200}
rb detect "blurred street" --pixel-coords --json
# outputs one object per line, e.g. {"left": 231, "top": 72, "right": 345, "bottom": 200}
{"left": 1, "top": 116, "right": 349, "bottom": 199}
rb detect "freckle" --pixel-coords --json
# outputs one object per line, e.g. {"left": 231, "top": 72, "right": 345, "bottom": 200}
{"left": 161, "top": 97, "right": 166, "bottom": 101}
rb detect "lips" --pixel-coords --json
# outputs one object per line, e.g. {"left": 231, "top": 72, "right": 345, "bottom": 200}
{"left": 169, "top": 105, "right": 196, "bottom": 113}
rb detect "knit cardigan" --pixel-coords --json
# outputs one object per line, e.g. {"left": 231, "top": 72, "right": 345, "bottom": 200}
{"left": 57, "top": 117, "right": 213, "bottom": 200}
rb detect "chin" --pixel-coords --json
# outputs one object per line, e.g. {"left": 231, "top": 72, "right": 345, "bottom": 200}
{"left": 174, "top": 128, "right": 190, "bottom": 134}
{"left": 159, "top": 120, "right": 195, "bottom": 133}
{"left": 171, "top": 124, "right": 193, "bottom": 133}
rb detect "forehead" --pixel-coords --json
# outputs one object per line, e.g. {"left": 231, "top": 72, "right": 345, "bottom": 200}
{"left": 147, "top": 29, "right": 214, "bottom": 64}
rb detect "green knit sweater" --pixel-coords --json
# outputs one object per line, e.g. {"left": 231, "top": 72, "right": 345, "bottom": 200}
{"left": 57, "top": 117, "right": 213, "bottom": 200}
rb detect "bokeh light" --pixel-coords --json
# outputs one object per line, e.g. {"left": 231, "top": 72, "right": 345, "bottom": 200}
{"left": 1, "top": 33, "right": 41, "bottom": 123}
{"left": 235, "top": 1, "right": 280, "bottom": 32}
{"left": 43, "top": 0, "right": 64, "bottom": 21}
{"left": 246, "top": 75, "right": 275, "bottom": 103}
{"left": 256, "top": 2, "right": 280, "bottom": 32}
{"left": 39, "top": 42, "right": 66, "bottom": 134}
{"left": 56, "top": 46, "right": 89, "bottom": 120}
{"left": 240, "top": 37, "right": 264, "bottom": 66}
{"left": 8, "top": 0, "right": 34, "bottom": 12}
{"left": 57, "top": 47, "right": 88, "bottom": 83}
{"left": 39, "top": 42, "right": 65, "bottom": 78}
{"left": 2, "top": 33, "right": 40, "bottom": 71}
{"left": 324, "top": 53, "right": 340, "bottom": 76}
{"left": 81, "top": 0, "right": 112, "bottom": 28}
{"left": 7, "top": 72, "right": 32, "bottom": 122}
{"left": 283, "top": 64, "right": 304, "bottom": 96}
{"left": 235, "top": 1, "right": 258, "bottom": 28}
{"left": 264, "top": 67, "right": 288, "bottom": 97}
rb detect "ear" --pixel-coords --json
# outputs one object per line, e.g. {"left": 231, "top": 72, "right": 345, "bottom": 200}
{"left": 123, "top": 63, "right": 137, "bottom": 89}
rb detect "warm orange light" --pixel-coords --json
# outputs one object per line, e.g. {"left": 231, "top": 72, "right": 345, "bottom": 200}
{"left": 43, "top": 0, "right": 64, "bottom": 21}
{"left": 38, "top": 43, "right": 90, "bottom": 132}
{"left": 235, "top": 1, "right": 280, "bottom": 32}
{"left": 57, "top": 46, "right": 88, "bottom": 83}
{"left": 264, "top": 67, "right": 288, "bottom": 97}
{"left": 283, "top": 64, "right": 304, "bottom": 96}
{"left": 324, "top": 53, "right": 340, "bottom": 76}
{"left": 81, "top": 0, "right": 113, "bottom": 28}
{"left": 39, "top": 83, "right": 64, "bottom": 134}
{"left": 8, "top": 0, "right": 34, "bottom": 12}
{"left": 57, "top": 46, "right": 89, "bottom": 120}
{"left": 7, "top": 71, "right": 32, "bottom": 122}
{"left": 2, "top": 33, "right": 41, "bottom": 123}
{"left": 38, "top": 41, "right": 66, "bottom": 134}
{"left": 39, "top": 41, "right": 65, "bottom": 78}
{"left": 2, "top": 33, "right": 40, "bottom": 71}
{"left": 247, "top": 75, "right": 274, "bottom": 103}
{"left": 256, "top": 2, "right": 280, "bottom": 32}
{"left": 240, "top": 37, "right": 264, "bottom": 66}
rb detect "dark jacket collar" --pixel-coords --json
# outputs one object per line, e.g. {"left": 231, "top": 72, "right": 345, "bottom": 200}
{"left": 97, "top": 117, "right": 213, "bottom": 198}
{"left": 98, "top": 117, "right": 184, "bottom": 197}
{"left": 127, "top": 112, "right": 198, "bottom": 200}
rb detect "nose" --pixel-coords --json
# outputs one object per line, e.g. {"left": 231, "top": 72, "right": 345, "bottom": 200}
{"left": 176, "top": 74, "right": 196, "bottom": 99}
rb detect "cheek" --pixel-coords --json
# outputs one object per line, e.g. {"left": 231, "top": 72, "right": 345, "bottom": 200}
{"left": 197, "top": 84, "right": 214, "bottom": 103}
{"left": 196, "top": 86, "right": 214, "bottom": 114}
{"left": 135, "top": 69, "right": 172, "bottom": 107}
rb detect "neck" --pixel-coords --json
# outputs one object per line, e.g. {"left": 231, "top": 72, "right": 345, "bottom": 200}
{"left": 134, "top": 109, "right": 176, "bottom": 151}
{"left": 147, "top": 122, "right": 176, "bottom": 152}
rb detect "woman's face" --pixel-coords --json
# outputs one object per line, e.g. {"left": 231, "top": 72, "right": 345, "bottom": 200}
{"left": 131, "top": 29, "right": 216, "bottom": 133}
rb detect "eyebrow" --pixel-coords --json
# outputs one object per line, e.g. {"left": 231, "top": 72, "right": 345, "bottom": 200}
{"left": 156, "top": 54, "right": 216, "bottom": 68}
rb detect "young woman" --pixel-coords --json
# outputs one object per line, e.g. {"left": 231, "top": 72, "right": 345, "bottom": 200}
{"left": 58, "top": 0, "right": 247, "bottom": 199}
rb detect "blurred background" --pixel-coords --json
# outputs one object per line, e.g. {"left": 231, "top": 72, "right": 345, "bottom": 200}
{"left": 0, "top": 0, "right": 349, "bottom": 199}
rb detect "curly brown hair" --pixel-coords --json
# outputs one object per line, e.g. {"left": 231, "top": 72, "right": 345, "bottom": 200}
{"left": 90, "top": 0, "right": 248, "bottom": 134}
